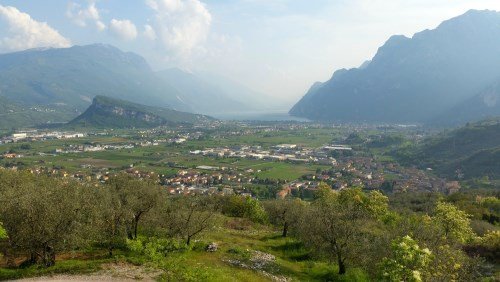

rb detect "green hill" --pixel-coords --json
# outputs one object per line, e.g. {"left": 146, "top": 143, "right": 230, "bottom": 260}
{"left": 0, "top": 96, "right": 76, "bottom": 129}
{"left": 400, "top": 118, "right": 500, "bottom": 179}
{"left": 69, "top": 96, "right": 213, "bottom": 128}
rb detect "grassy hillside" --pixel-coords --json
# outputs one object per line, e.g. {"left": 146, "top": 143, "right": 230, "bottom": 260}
{"left": 0, "top": 172, "right": 496, "bottom": 281}
{"left": 399, "top": 118, "right": 500, "bottom": 179}
{"left": 0, "top": 218, "right": 368, "bottom": 281}
{"left": 0, "top": 96, "right": 77, "bottom": 129}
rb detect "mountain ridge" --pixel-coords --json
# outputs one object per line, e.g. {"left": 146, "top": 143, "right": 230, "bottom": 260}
{"left": 0, "top": 44, "right": 271, "bottom": 128}
{"left": 290, "top": 9, "right": 500, "bottom": 124}
{"left": 0, "top": 44, "right": 187, "bottom": 111}
{"left": 69, "top": 96, "right": 213, "bottom": 128}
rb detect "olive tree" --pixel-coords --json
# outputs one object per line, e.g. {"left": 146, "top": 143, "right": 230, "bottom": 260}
{"left": 0, "top": 171, "right": 89, "bottom": 267}
{"left": 264, "top": 198, "right": 306, "bottom": 237}
{"left": 107, "top": 174, "right": 164, "bottom": 240}
{"left": 301, "top": 184, "right": 389, "bottom": 275}
{"left": 93, "top": 185, "right": 130, "bottom": 256}
{"left": 165, "top": 196, "right": 220, "bottom": 245}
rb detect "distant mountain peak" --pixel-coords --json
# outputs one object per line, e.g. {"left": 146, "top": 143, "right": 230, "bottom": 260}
{"left": 0, "top": 43, "right": 189, "bottom": 113}
{"left": 290, "top": 10, "right": 500, "bottom": 124}
{"left": 436, "top": 9, "right": 500, "bottom": 31}
{"left": 22, "top": 47, "right": 58, "bottom": 53}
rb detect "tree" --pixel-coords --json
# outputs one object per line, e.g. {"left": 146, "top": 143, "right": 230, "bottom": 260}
{"left": 264, "top": 198, "right": 306, "bottom": 237}
{"left": 165, "top": 196, "right": 220, "bottom": 245}
{"left": 379, "top": 235, "right": 432, "bottom": 282}
{"left": 0, "top": 171, "right": 89, "bottom": 267}
{"left": 434, "top": 202, "right": 474, "bottom": 243}
{"left": 88, "top": 175, "right": 165, "bottom": 256}
{"left": 107, "top": 174, "right": 163, "bottom": 239}
{"left": 429, "top": 244, "right": 481, "bottom": 281}
{"left": 301, "top": 184, "right": 389, "bottom": 275}
{"left": 93, "top": 185, "right": 129, "bottom": 256}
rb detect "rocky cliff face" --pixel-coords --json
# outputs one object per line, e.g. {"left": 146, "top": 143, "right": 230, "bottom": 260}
{"left": 69, "top": 96, "right": 212, "bottom": 128}
{"left": 290, "top": 10, "right": 500, "bottom": 125}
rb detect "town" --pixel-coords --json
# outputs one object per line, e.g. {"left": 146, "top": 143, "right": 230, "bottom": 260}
{"left": 0, "top": 122, "right": 459, "bottom": 200}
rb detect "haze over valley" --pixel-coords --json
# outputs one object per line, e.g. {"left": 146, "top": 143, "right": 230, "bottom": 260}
{"left": 0, "top": 1, "right": 499, "bottom": 281}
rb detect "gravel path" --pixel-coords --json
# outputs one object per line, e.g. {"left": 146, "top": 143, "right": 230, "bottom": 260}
{"left": 15, "top": 274, "right": 141, "bottom": 281}
{"left": 13, "top": 262, "right": 162, "bottom": 282}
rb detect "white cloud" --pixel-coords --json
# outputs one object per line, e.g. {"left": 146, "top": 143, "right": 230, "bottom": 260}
{"left": 96, "top": 20, "right": 106, "bottom": 31}
{"left": 0, "top": 5, "right": 71, "bottom": 52}
{"left": 143, "top": 24, "right": 157, "bottom": 40}
{"left": 66, "top": 1, "right": 106, "bottom": 31}
{"left": 145, "top": 0, "right": 212, "bottom": 59}
{"left": 109, "top": 19, "right": 138, "bottom": 41}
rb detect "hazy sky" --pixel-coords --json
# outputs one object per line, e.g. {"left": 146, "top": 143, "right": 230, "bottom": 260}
{"left": 1, "top": 0, "right": 500, "bottom": 107}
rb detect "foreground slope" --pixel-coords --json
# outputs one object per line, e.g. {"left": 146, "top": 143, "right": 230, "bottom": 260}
{"left": 290, "top": 10, "right": 500, "bottom": 124}
{"left": 70, "top": 96, "right": 212, "bottom": 128}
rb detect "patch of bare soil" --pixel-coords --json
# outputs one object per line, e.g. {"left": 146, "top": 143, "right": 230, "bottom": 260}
{"left": 14, "top": 262, "right": 163, "bottom": 282}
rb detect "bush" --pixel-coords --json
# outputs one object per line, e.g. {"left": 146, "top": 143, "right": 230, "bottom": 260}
{"left": 126, "top": 236, "right": 192, "bottom": 262}
{"left": 221, "top": 195, "right": 268, "bottom": 224}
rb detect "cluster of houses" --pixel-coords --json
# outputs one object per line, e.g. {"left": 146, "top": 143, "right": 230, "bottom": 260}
{"left": 54, "top": 144, "right": 136, "bottom": 154}
{"left": 0, "top": 130, "right": 86, "bottom": 144}
{"left": 189, "top": 144, "right": 352, "bottom": 166}
{"left": 276, "top": 156, "right": 462, "bottom": 198}
{"left": 162, "top": 169, "right": 256, "bottom": 195}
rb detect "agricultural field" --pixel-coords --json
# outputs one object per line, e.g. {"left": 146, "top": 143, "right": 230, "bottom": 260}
{"left": 0, "top": 125, "right": 340, "bottom": 181}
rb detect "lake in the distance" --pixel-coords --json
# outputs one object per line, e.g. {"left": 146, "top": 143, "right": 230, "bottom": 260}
{"left": 212, "top": 111, "right": 310, "bottom": 122}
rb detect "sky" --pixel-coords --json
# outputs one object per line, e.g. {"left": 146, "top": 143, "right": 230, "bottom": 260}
{"left": 1, "top": 0, "right": 500, "bottom": 108}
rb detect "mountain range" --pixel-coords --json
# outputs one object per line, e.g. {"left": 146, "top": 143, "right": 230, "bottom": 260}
{"left": 0, "top": 44, "right": 266, "bottom": 128}
{"left": 290, "top": 10, "right": 500, "bottom": 125}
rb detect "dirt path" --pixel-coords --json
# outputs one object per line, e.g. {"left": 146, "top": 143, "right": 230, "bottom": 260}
{"left": 16, "top": 274, "right": 139, "bottom": 281}
{"left": 14, "top": 262, "right": 163, "bottom": 282}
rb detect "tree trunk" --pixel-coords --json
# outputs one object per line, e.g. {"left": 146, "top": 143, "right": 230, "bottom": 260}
{"left": 133, "top": 218, "right": 139, "bottom": 239}
{"left": 108, "top": 246, "right": 114, "bottom": 257}
{"left": 3, "top": 249, "right": 15, "bottom": 267}
{"left": 127, "top": 229, "right": 134, "bottom": 240}
{"left": 42, "top": 245, "right": 56, "bottom": 267}
{"left": 28, "top": 252, "right": 38, "bottom": 265}
{"left": 338, "top": 257, "right": 346, "bottom": 275}
{"left": 282, "top": 221, "right": 288, "bottom": 237}
{"left": 186, "top": 236, "right": 191, "bottom": 246}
